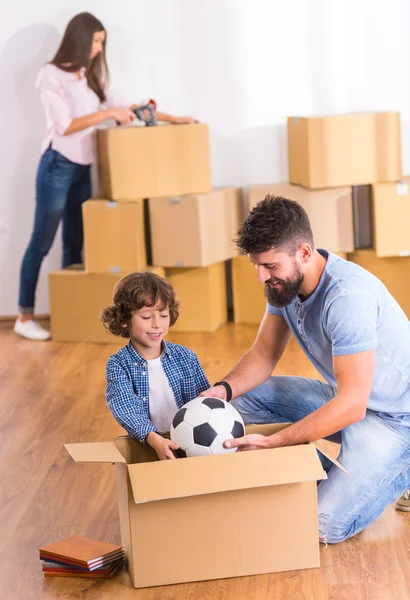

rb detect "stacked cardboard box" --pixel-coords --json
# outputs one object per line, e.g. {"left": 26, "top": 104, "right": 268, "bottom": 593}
{"left": 49, "top": 266, "right": 165, "bottom": 344}
{"left": 49, "top": 123, "right": 245, "bottom": 339}
{"left": 98, "top": 123, "right": 212, "bottom": 200}
{"left": 345, "top": 249, "right": 410, "bottom": 318}
{"left": 150, "top": 186, "right": 243, "bottom": 333}
{"left": 233, "top": 112, "right": 404, "bottom": 324}
{"left": 287, "top": 112, "right": 401, "bottom": 188}
{"left": 49, "top": 123, "right": 215, "bottom": 342}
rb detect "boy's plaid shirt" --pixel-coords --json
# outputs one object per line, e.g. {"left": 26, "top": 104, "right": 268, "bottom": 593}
{"left": 106, "top": 341, "right": 210, "bottom": 442}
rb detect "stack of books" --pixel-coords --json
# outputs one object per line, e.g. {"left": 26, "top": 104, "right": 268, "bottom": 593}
{"left": 39, "top": 535, "right": 124, "bottom": 578}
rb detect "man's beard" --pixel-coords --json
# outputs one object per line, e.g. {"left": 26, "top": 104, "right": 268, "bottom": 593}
{"left": 264, "top": 262, "right": 304, "bottom": 308}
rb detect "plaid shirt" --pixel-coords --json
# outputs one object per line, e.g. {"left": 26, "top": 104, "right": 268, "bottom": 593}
{"left": 106, "top": 341, "right": 210, "bottom": 442}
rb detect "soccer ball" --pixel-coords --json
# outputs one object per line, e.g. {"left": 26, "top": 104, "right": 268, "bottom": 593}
{"left": 170, "top": 396, "right": 245, "bottom": 458}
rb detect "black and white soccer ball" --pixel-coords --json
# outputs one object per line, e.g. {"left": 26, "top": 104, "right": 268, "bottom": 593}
{"left": 170, "top": 396, "right": 245, "bottom": 458}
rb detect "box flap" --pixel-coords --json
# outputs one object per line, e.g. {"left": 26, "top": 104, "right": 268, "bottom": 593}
{"left": 239, "top": 424, "right": 348, "bottom": 474}
{"left": 65, "top": 442, "right": 126, "bottom": 464}
{"left": 311, "top": 439, "right": 350, "bottom": 475}
{"left": 127, "top": 443, "right": 326, "bottom": 503}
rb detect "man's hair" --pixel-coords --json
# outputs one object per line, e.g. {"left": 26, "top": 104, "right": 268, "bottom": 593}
{"left": 236, "top": 194, "right": 314, "bottom": 254}
{"left": 101, "top": 272, "right": 179, "bottom": 338}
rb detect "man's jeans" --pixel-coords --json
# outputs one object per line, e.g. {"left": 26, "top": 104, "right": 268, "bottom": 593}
{"left": 19, "top": 147, "right": 91, "bottom": 312}
{"left": 231, "top": 376, "right": 410, "bottom": 544}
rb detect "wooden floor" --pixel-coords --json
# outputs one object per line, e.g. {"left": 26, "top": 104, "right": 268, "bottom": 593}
{"left": 1, "top": 320, "right": 409, "bottom": 600}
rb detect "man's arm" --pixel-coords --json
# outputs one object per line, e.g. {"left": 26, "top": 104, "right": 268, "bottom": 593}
{"left": 226, "top": 349, "right": 375, "bottom": 450}
{"left": 202, "top": 312, "right": 291, "bottom": 399}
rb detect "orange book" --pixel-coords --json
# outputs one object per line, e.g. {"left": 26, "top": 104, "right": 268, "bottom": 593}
{"left": 43, "top": 559, "right": 123, "bottom": 579}
{"left": 39, "top": 536, "right": 123, "bottom": 568}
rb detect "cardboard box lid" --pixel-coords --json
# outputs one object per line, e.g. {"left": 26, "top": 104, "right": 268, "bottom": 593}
{"left": 311, "top": 439, "right": 348, "bottom": 474}
{"left": 65, "top": 424, "right": 347, "bottom": 504}
{"left": 127, "top": 443, "right": 326, "bottom": 504}
{"left": 65, "top": 442, "right": 126, "bottom": 464}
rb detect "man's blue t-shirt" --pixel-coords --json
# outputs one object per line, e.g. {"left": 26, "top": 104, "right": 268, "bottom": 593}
{"left": 267, "top": 250, "right": 410, "bottom": 426}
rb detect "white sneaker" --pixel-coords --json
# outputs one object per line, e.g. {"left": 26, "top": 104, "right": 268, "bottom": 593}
{"left": 14, "top": 319, "right": 51, "bottom": 341}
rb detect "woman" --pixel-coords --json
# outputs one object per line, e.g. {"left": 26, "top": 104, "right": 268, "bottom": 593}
{"left": 15, "top": 12, "right": 196, "bottom": 340}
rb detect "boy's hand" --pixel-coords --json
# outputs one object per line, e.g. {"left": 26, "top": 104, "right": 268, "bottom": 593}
{"left": 146, "top": 432, "right": 179, "bottom": 460}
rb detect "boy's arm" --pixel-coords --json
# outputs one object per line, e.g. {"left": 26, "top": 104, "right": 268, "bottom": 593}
{"left": 191, "top": 352, "right": 211, "bottom": 397}
{"left": 105, "top": 357, "right": 157, "bottom": 443}
{"left": 106, "top": 358, "right": 179, "bottom": 459}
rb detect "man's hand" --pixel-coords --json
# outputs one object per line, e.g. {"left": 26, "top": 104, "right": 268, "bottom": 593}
{"left": 200, "top": 386, "right": 227, "bottom": 400}
{"left": 224, "top": 433, "right": 273, "bottom": 451}
{"left": 146, "top": 432, "right": 179, "bottom": 460}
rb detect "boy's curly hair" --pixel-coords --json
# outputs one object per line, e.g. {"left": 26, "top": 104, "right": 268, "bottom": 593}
{"left": 102, "top": 271, "right": 179, "bottom": 338}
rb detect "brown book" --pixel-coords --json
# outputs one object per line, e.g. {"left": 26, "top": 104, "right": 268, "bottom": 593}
{"left": 39, "top": 536, "right": 123, "bottom": 567}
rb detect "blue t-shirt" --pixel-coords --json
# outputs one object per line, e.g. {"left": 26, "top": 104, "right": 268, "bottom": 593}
{"left": 267, "top": 250, "right": 410, "bottom": 425}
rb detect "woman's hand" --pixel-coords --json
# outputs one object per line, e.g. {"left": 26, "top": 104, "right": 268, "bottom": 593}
{"left": 146, "top": 432, "right": 179, "bottom": 460}
{"left": 171, "top": 115, "right": 199, "bottom": 124}
{"left": 109, "top": 107, "right": 136, "bottom": 125}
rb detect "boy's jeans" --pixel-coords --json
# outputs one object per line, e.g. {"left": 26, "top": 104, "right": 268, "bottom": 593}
{"left": 231, "top": 376, "right": 410, "bottom": 544}
{"left": 19, "top": 147, "right": 91, "bottom": 312}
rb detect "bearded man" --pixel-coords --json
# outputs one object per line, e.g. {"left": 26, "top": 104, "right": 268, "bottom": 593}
{"left": 203, "top": 195, "right": 410, "bottom": 543}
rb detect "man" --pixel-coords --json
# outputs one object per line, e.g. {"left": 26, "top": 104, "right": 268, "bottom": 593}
{"left": 204, "top": 195, "right": 410, "bottom": 543}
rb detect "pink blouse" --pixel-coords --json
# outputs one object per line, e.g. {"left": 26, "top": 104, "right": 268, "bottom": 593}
{"left": 36, "top": 63, "right": 131, "bottom": 165}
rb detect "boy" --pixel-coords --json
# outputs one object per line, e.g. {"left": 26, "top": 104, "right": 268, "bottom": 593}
{"left": 102, "top": 271, "right": 210, "bottom": 460}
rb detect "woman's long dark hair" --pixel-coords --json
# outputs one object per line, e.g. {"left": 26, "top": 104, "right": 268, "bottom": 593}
{"left": 50, "top": 12, "right": 108, "bottom": 102}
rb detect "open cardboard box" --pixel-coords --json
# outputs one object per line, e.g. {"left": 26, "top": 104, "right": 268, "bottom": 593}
{"left": 65, "top": 424, "right": 344, "bottom": 588}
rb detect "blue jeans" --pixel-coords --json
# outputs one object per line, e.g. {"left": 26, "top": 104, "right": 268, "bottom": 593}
{"left": 19, "top": 148, "right": 91, "bottom": 312}
{"left": 231, "top": 376, "right": 410, "bottom": 544}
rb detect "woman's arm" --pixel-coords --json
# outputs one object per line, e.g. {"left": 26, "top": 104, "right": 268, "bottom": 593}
{"left": 156, "top": 110, "right": 198, "bottom": 124}
{"left": 64, "top": 107, "right": 135, "bottom": 135}
{"left": 37, "top": 66, "right": 135, "bottom": 136}
{"left": 130, "top": 103, "right": 198, "bottom": 125}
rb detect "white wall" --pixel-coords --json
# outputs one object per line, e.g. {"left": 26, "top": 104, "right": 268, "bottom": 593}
{"left": 1, "top": 0, "right": 410, "bottom": 316}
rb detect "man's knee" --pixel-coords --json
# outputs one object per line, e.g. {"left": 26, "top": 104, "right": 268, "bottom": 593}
{"left": 230, "top": 396, "right": 253, "bottom": 424}
{"left": 319, "top": 512, "right": 354, "bottom": 544}
{"left": 230, "top": 390, "right": 278, "bottom": 426}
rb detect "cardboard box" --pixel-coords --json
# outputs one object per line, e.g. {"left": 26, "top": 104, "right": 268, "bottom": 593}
{"left": 248, "top": 183, "right": 354, "bottom": 253}
{"left": 83, "top": 199, "right": 147, "bottom": 274}
{"left": 165, "top": 263, "right": 227, "bottom": 332}
{"left": 372, "top": 177, "right": 410, "bottom": 257}
{"left": 347, "top": 250, "right": 410, "bottom": 318}
{"left": 149, "top": 187, "right": 243, "bottom": 267}
{"left": 65, "top": 423, "right": 342, "bottom": 589}
{"left": 97, "top": 123, "right": 212, "bottom": 200}
{"left": 232, "top": 255, "right": 266, "bottom": 324}
{"left": 352, "top": 185, "right": 373, "bottom": 249}
{"left": 49, "top": 267, "right": 165, "bottom": 343}
{"left": 288, "top": 112, "right": 402, "bottom": 189}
